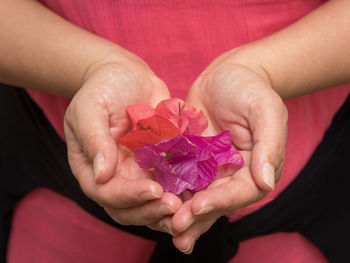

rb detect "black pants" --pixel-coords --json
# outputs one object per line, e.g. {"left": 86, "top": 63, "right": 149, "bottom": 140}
{"left": 1, "top": 85, "right": 350, "bottom": 263}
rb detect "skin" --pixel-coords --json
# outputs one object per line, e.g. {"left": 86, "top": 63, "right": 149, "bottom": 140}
{"left": 170, "top": 0, "right": 350, "bottom": 253}
{"left": 0, "top": 0, "right": 182, "bottom": 232}
{"left": 1, "top": 0, "right": 350, "bottom": 255}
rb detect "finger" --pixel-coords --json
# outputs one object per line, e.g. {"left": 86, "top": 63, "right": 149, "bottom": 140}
{"left": 66, "top": 124, "right": 165, "bottom": 209}
{"left": 87, "top": 176, "right": 164, "bottom": 209}
{"left": 190, "top": 167, "right": 267, "bottom": 217}
{"left": 249, "top": 93, "right": 288, "bottom": 191}
{"left": 64, "top": 98, "right": 118, "bottom": 184}
{"left": 106, "top": 193, "right": 182, "bottom": 225}
{"left": 172, "top": 214, "right": 218, "bottom": 254}
{"left": 172, "top": 169, "right": 264, "bottom": 254}
{"left": 147, "top": 216, "right": 177, "bottom": 236}
{"left": 172, "top": 167, "right": 258, "bottom": 233}
{"left": 172, "top": 200, "right": 194, "bottom": 233}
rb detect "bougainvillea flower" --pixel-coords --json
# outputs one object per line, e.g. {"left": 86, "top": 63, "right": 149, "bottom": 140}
{"left": 118, "top": 115, "right": 180, "bottom": 152}
{"left": 119, "top": 98, "right": 208, "bottom": 152}
{"left": 135, "top": 130, "right": 244, "bottom": 194}
{"left": 125, "top": 98, "right": 207, "bottom": 134}
{"left": 155, "top": 98, "right": 208, "bottom": 135}
{"left": 126, "top": 104, "right": 155, "bottom": 132}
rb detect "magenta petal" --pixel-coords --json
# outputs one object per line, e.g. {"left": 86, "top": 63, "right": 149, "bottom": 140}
{"left": 136, "top": 143, "right": 196, "bottom": 194}
{"left": 181, "top": 107, "right": 208, "bottom": 135}
{"left": 214, "top": 146, "right": 244, "bottom": 166}
{"left": 135, "top": 135, "right": 200, "bottom": 194}
{"left": 195, "top": 157, "right": 218, "bottom": 191}
{"left": 135, "top": 130, "right": 243, "bottom": 195}
{"left": 152, "top": 135, "right": 198, "bottom": 155}
{"left": 154, "top": 167, "right": 195, "bottom": 195}
{"left": 165, "top": 156, "right": 198, "bottom": 194}
{"left": 135, "top": 145, "right": 173, "bottom": 173}
{"left": 204, "top": 131, "right": 244, "bottom": 166}
{"left": 182, "top": 134, "right": 211, "bottom": 160}
{"left": 186, "top": 131, "right": 244, "bottom": 166}
{"left": 201, "top": 130, "right": 233, "bottom": 154}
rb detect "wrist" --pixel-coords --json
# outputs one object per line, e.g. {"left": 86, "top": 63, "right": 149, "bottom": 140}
{"left": 225, "top": 46, "right": 275, "bottom": 94}
{"left": 81, "top": 48, "right": 155, "bottom": 91}
{"left": 79, "top": 48, "right": 168, "bottom": 106}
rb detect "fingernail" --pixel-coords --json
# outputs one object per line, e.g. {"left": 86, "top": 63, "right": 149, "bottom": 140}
{"left": 160, "top": 221, "right": 174, "bottom": 236}
{"left": 181, "top": 237, "right": 195, "bottom": 254}
{"left": 140, "top": 192, "right": 161, "bottom": 201}
{"left": 262, "top": 162, "right": 275, "bottom": 190}
{"left": 93, "top": 153, "right": 105, "bottom": 180}
{"left": 158, "top": 204, "right": 176, "bottom": 215}
{"left": 194, "top": 206, "right": 214, "bottom": 215}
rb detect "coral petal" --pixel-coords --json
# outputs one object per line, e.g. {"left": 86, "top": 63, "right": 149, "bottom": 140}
{"left": 126, "top": 104, "right": 155, "bottom": 131}
{"left": 183, "top": 109, "right": 208, "bottom": 135}
{"left": 155, "top": 98, "right": 185, "bottom": 119}
{"left": 155, "top": 98, "right": 185, "bottom": 131}
{"left": 118, "top": 130, "right": 161, "bottom": 152}
{"left": 138, "top": 116, "right": 181, "bottom": 139}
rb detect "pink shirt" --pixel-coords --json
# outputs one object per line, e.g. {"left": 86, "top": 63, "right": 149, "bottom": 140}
{"left": 16, "top": 0, "right": 350, "bottom": 262}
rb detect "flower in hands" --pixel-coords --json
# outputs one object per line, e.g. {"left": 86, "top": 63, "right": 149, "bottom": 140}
{"left": 118, "top": 98, "right": 208, "bottom": 152}
{"left": 119, "top": 98, "right": 244, "bottom": 194}
{"left": 135, "top": 131, "right": 244, "bottom": 194}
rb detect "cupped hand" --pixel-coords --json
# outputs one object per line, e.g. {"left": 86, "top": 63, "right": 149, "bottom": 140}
{"left": 171, "top": 54, "right": 288, "bottom": 253}
{"left": 64, "top": 55, "right": 182, "bottom": 232}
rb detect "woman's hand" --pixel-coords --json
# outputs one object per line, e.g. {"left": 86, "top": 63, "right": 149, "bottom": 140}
{"left": 64, "top": 57, "right": 182, "bottom": 232}
{"left": 171, "top": 53, "right": 288, "bottom": 253}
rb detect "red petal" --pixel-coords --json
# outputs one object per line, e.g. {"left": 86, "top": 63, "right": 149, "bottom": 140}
{"left": 118, "top": 130, "right": 161, "bottom": 152}
{"left": 182, "top": 107, "right": 208, "bottom": 135}
{"left": 138, "top": 115, "right": 181, "bottom": 139}
{"left": 119, "top": 116, "right": 181, "bottom": 152}
{"left": 126, "top": 104, "right": 155, "bottom": 131}
{"left": 155, "top": 98, "right": 186, "bottom": 131}
{"left": 155, "top": 98, "right": 185, "bottom": 118}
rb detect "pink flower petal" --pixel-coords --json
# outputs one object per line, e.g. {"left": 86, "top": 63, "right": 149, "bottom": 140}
{"left": 118, "top": 129, "right": 162, "bottom": 153}
{"left": 135, "top": 135, "right": 199, "bottom": 194}
{"left": 126, "top": 104, "right": 155, "bottom": 131}
{"left": 138, "top": 115, "right": 181, "bottom": 139}
{"left": 185, "top": 131, "right": 244, "bottom": 166}
{"left": 135, "top": 131, "right": 244, "bottom": 194}
{"left": 214, "top": 147, "right": 244, "bottom": 166}
{"left": 155, "top": 98, "right": 186, "bottom": 131}
{"left": 163, "top": 156, "right": 198, "bottom": 194}
{"left": 196, "top": 157, "right": 218, "bottom": 191}
{"left": 155, "top": 98, "right": 208, "bottom": 135}
{"left": 182, "top": 107, "right": 208, "bottom": 135}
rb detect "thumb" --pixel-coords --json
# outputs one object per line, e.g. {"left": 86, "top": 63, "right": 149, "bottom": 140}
{"left": 249, "top": 97, "right": 288, "bottom": 191}
{"left": 64, "top": 101, "right": 118, "bottom": 184}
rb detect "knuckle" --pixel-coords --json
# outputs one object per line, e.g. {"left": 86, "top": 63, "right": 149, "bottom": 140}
{"left": 263, "top": 139, "right": 285, "bottom": 170}
{"left": 64, "top": 105, "right": 74, "bottom": 130}
{"left": 106, "top": 209, "right": 131, "bottom": 226}
{"left": 80, "top": 186, "right": 97, "bottom": 203}
{"left": 80, "top": 131, "right": 102, "bottom": 160}
{"left": 220, "top": 194, "right": 233, "bottom": 209}
{"left": 115, "top": 217, "right": 130, "bottom": 225}
{"left": 92, "top": 194, "right": 107, "bottom": 208}
{"left": 138, "top": 211, "right": 157, "bottom": 225}
{"left": 147, "top": 223, "right": 162, "bottom": 232}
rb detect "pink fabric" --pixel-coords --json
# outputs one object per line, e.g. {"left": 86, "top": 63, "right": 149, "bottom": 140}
{"left": 8, "top": 188, "right": 156, "bottom": 263}
{"left": 14, "top": 0, "right": 350, "bottom": 261}
{"left": 230, "top": 232, "right": 327, "bottom": 263}
{"left": 8, "top": 188, "right": 327, "bottom": 263}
